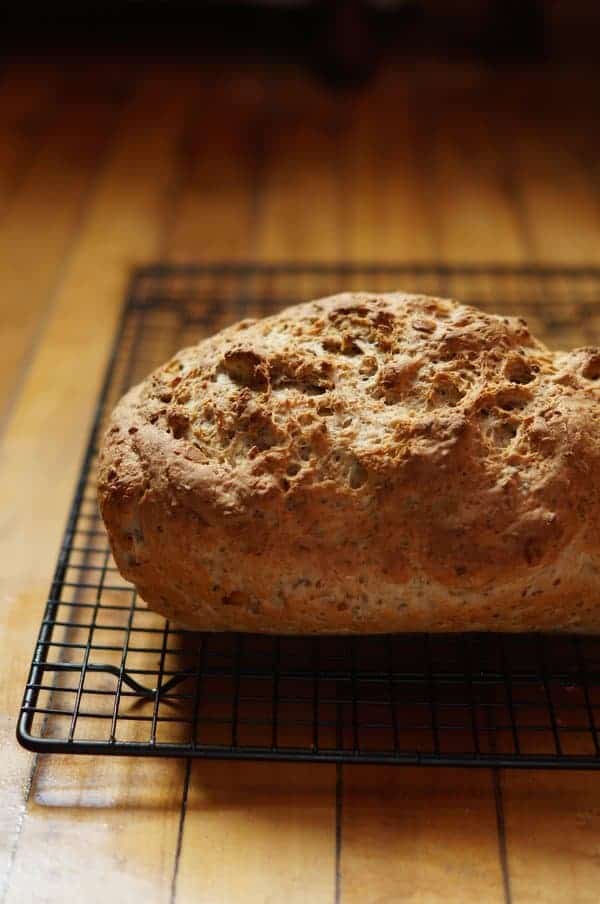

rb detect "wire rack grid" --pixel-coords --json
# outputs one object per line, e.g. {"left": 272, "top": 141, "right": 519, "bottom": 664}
{"left": 16, "top": 263, "right": 600, "bottom": 767}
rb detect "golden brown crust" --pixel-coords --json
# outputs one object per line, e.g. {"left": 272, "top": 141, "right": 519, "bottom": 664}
{"left": 98, "top": 292, "right": 600, "bottom": 632}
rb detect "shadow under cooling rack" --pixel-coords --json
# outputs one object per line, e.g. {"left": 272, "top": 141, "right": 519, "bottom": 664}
{"left": 17, "top": 262, "right": 600, "bottom": 767}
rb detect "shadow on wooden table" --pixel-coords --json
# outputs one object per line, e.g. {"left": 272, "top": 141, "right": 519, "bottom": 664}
{"left": 25, "top": 745, "right": 600, "bottom": 902}
{"left": 23, "top": 619, "right": 600, "bottom": 902}
{"left": 176, "top": 759, "right": 600, "bottom": 901}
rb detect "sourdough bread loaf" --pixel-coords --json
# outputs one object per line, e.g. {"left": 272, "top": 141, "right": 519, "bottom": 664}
{"left": 98, "top": 292, "right": 600, "bottom": 633}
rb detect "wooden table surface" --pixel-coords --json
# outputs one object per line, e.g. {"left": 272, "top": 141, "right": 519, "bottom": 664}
{"left": 2, "top": 54, "right": 600, "bottom": 904}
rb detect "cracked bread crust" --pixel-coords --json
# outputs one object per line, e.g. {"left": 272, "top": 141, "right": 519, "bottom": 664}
{"left": 98, "top": 292, "right": 600, "bottom": 632}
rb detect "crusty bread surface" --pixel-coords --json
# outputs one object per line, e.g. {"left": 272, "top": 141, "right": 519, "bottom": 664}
{"left": 98, "top": 292, "right": 600, "bottom": 632}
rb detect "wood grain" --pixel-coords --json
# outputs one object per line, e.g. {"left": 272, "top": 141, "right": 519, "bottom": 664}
{"left": 498, "top": 70, "right": 600, "bottom": 264}
{"left": 256, "top": 68, "right": 344, "bottom": 262}
{"left": 2, "top": 55, "right": 600, "bottom": 904}
{"left": 415, "top": 63, "right": 525, "bottom": 264}
{"left": 340, "top": 65, "right": 435, "bottom": 262}
{"left": 502, "top": 770, "right": 600, "bottom": 904}
{"left": 0, "top": 63, "right": 132, "bottom": 430}
{"left": 165, "top": 66, "right": 266, "bottom": 261}
{"left": 176, "top": 762, "right": 335, "bottom": 904}
{"left": 340, "top": 767, "right": 505, "bottom": 904}
{"left": 0, "top": 61, "right": 62, "bottom": 219}
{"left": 1, "top": 68, "right": 199, "bottom": 904}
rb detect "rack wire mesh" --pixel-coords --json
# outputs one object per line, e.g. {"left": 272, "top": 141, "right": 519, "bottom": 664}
{"left": 17, "top": 263, "right": 600, "bottom": 767}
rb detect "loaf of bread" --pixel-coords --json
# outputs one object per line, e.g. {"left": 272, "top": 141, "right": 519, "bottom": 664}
{"left": 98, "top": 292, "right": 600, "bottom": 633}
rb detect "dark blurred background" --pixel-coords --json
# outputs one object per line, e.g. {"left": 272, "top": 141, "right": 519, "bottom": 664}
{"left": 4, "top": 1, "right": 600, "bottom": 79}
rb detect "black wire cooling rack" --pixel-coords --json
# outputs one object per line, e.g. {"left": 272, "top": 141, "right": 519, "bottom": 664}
{"left": 17, "top": 263, "right": 600, "bottom": 767}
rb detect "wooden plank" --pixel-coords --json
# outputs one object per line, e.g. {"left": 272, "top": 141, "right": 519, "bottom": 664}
{"left": 175, "top": 762, "right": 336, "bottom": 904}
{"left": 498, "top": 68, "right": 600, "bottom": 264}
{"left": 341, "top": 766, "right": 505, "bottom": 904}
{"left": 415, "top": 62, "right": 525, "bottom": 264}
{"left": 497, "top": 65, "right": 600, "bottom": 904}
{"left": 166, "top": 66, "right": 265, "bottom": 261}
{"left": 256, "top": 67, "right": 343, "bottom": 262}
{"left": 1, "top": 69, "right": 199, "bottom": 904}
{"left": 4, "top": 755, "right": 186, "bottom": 904}
{"left": 0, "top": 61, "right": 62, "bottom": 218}
{"left": 173, "top": 67, "right": 338, "bottom": 904}
{"left": 502, "top": 770, "right": 600, "bottom": 904}
{"left": 256, "top": 117, "right": 342, "bottom": 260}
{"left": 0, "top": 63, "right": 133, "bottom": 430}
{"left": 340, "top": 65, "right": 435, "bottom": 262}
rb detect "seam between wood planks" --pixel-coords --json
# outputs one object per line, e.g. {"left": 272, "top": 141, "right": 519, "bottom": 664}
{"left": 170, "top": 758, "right": 192, "bottom": 904}
{"left": 334, "top": 763, "right": 344, "bottom": 904}
{"left": 494, "top": 769, "right": 513, "bottom": 904}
